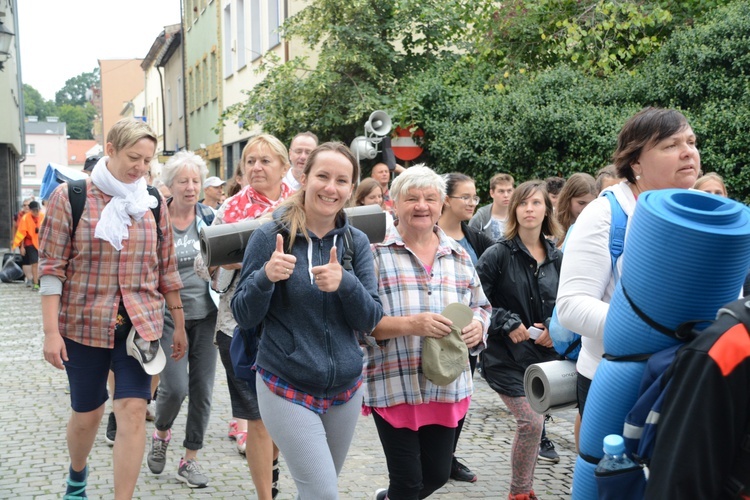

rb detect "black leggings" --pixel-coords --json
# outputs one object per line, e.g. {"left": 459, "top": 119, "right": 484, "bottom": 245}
{"left": 373, "top": 411, "right": 456, "bottom": 499}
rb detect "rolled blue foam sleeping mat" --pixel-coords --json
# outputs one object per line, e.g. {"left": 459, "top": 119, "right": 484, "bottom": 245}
{"left": 602, "top": 281, "right": 682, "bottom": 356}
{"left": 620, "top": 190, "right": 750, "bottom": 333}
{"left": 572, "top": 456, "right": 599, "bottom": 500}
{"left": 578, "top": 358, "right": 646, "bottom": 458}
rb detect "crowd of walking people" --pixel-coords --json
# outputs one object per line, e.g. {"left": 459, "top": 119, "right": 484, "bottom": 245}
{"left": 32, "top": 105, "right": 747, "bottom": 499}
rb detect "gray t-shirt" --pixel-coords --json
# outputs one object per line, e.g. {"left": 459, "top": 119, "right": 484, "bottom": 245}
{"left": 173, "top": 222, "right": 216, "bottom": 320}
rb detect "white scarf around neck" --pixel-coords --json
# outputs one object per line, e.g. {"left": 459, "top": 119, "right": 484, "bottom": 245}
{"left": 90, "top": 156, "right": 158, "bottom": 250}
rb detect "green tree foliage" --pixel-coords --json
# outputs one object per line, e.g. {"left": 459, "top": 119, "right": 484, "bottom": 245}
{"left": 55, "top": 68, "right": 99, "bottom": 107}
{"left": 22, "top": 84, "right": 56, "bottom": 119}
{"left": 420, "top": 0, "right": 750, "bottom": 202}
{"left": 57, "top": 103, "right": 97, "bottom": 140}
{"left": 221, "top": 0, "right": 468, "bottom": 143}
{"left": 222, "top": 0, "right": 749, "bottom": 202}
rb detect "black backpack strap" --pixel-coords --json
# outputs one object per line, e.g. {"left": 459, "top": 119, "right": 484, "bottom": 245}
{"left": 563, "top": 336, "right": 582, "bottom": 357}
{"left": 146, "top": 186, "right": 163, "bottom": 242}
{"left": 67, "top": 179, "right": 87, "bottom": 238}
{"left": 342, "top": 227, "right": 354, "bottom": 271}
{"left": 717, "top": 298, "right": 750, "bottom": 331}
{"left": 621, "top": 283, "right": 702, "bottom": 342}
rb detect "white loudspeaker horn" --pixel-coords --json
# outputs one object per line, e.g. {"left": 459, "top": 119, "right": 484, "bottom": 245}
{"left": 350, "top": 136, "right": 377, "bottom": 160}
{"left": 364, "top": 110, "right": 392, "bottom": 137}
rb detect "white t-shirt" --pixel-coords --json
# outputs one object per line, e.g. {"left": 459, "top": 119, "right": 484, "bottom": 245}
{"left": 556, "top": 181, "right": 637, "bottom": 380}
{"left": 283, "top": 169, "right": 301, "bottom": 191}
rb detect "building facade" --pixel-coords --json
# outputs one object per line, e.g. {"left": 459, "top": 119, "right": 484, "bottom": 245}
{"left": 183, "top": 0, "right": 223, "bottom": 177}
{"left": 19, "top": 118, "right": 68, "bottom": 197}
{"left": 0, "top": 0, "right": 23, "bottom": 248}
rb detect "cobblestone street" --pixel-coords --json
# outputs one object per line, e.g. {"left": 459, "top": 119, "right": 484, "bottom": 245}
{"left": 0, "top": 280, "right": 575, "bottom": 499}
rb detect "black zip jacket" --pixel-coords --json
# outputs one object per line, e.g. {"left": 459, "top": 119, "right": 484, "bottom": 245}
{"left": 476, "top": 235, "right": 562, "bottom": 396}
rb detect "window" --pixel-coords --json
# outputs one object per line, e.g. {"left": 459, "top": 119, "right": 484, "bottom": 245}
{"left": 177, "top": 77, "right": 184, "bottom": 118}
{"left": 267, "top": 0, "right": 281, "bottom": 48}
{"left": 23, "top": 165, "right": 36, "bottom": 177}
{"left": 223, "top": 4, "right": 233, "bottom": 77}
{"left": 26, "top": 144, "right": 35, "bottom": 155}
{"left": 250, "top": 0, "right": 261, "bottom": 61}
{"left": 237, "top": 0, "right": 246, "bottom": 69}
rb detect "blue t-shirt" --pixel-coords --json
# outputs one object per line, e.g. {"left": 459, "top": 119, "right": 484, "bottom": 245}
{"left": 457, "top": 237, "right": 478, "bottom": 265}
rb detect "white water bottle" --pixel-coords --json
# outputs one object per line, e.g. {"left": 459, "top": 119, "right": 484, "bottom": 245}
{"left": 595, "top": 434, "right": 638, "bottom": 472}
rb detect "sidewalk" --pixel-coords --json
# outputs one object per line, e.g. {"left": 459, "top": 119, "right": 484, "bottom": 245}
{"left": 0, "top": 281, "right": 575, "bottom": 499}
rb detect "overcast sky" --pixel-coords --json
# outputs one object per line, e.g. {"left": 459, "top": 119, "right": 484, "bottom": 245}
{"left": 18, "top": 1, "right": 182, "bottom": 101}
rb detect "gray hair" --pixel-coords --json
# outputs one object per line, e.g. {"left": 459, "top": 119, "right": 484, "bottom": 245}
{"left": 161, "top": 151, "right": 209, "bottom": 188}
{"left": 389, "top": 164, "right": 446, "bottom": 203}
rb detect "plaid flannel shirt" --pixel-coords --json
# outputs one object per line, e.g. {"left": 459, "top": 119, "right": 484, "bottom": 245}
{"left": 39, "top": 179, "right": 182, "bottom": 348}
{"left": 363, "top": 224, "right": 491, "bottom": 408}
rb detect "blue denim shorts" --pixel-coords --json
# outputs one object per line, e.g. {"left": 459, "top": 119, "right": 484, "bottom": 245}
{"left": 64, "top": 328, "right": 152, "bottom": 413}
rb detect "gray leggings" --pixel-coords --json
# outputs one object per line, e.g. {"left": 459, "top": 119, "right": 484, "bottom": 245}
{"left": 256, "top": 374, "right": 363, "bottom": 500}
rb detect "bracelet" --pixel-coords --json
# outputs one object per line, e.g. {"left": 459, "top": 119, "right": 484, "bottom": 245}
{"left": 166, "top": 304, "right": 184, "bottom": 311}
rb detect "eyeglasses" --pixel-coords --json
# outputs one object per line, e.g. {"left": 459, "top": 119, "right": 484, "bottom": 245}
{"left": 448, "top": 196, "right": 480, "bottom": 205}
{"left": 291, "top": 148, "right": 313, "bottom": 156}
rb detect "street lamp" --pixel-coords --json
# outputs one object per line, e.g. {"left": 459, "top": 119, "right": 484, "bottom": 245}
{"left": 0, "top": 21, "right": 15, "bottom": 72}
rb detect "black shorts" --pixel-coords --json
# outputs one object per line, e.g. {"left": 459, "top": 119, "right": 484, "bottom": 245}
{"left": 22, "top": 245, "right": 38, "bottom": 265}
{"left": 577, "top": 373, "right": 593, "bottom": 417}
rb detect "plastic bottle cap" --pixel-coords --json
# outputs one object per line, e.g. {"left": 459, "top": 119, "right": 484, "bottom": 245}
{"left": 603, "top": 434, "right": 625, "bottom": 455}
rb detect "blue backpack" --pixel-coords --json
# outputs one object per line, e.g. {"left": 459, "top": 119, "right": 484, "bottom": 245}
{"left": 549, "top": 190, "right": 627, "bottom": 359}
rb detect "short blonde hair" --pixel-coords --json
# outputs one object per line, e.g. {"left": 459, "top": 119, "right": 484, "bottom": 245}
{"left": 694, "top": 172, "right": 727, "bottom": 196}
{"left": 106, "top": 118, "right": 157, "bottom": 153}
{"left": 241, "top": 134, "right": 290, "bottom": 171}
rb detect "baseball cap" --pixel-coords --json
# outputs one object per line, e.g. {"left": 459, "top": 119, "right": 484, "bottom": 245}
{"left": 83, "top": 155, "right": 101, "bottom": 173}
{"left": 421, "top": 303, "right": 473, "bottom": 386}
{"left": 204, "top": 176, "right": 226, "bottom": 189}
{"left": 125, "top": 327, "right": 166, "bottom": 375}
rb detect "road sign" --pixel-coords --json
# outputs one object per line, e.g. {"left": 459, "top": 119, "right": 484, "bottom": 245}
{"left": 391, "top": 126, "right": 424, "bottom": 161}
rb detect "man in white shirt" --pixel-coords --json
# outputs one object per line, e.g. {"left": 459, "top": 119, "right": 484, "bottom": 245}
{"left": 283, "top": 132, "right": 319, "bottom": 191}
{"left": 202, "top": 176, "right": 226, "bottom": 209}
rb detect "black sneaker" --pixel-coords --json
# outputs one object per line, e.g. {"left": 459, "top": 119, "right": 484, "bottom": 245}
{"left": 450, "top": 457, "right": 477, "bottom": 482}
{"left": 105, "top": 411, "right": 116, "bottom": 446}
{"left": 538, "top": 436, "right": 560, "bottom": 463}
{"left": 272, "top": 458, "right": 280, "bottom": 499}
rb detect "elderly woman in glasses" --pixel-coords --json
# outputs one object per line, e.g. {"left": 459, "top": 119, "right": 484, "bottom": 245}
{"left": 436, "top": 172, "right": 494, "bottom": 482}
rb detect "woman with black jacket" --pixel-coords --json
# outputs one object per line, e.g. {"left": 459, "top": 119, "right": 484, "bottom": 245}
{"left": 476, "top": 180, "right": 563, "bottom": 500}
{"left": 437, "top": 172, "right": 495, "bottom": 483}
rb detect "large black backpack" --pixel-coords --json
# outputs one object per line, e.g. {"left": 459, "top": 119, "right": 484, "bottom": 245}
{"left": 595, "top": 297, "right": 750, "bottom": 499}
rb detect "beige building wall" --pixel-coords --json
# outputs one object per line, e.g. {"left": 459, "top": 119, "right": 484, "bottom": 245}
{"left": 220, "top": 0, "right": 318, "bottom": 172}
{"left": 98, "top": 59, "right": 146, "bottom": 142}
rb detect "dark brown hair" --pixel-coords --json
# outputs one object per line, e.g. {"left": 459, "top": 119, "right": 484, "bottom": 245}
{"left": 556, "top": 173, "right": 597, "bottom": 232}
{"left": 353, "top": 177, "right": 383, "bottom": 206}
{"left": 613, "top": 107, "right": 690, "bottom": 183}
{"left": 504, "top": 180, "right": 563, "bottom": 242}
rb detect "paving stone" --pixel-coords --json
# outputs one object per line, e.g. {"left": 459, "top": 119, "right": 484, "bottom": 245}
{"left": 0, "top": 279, "right": 576, "bottom": 499}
